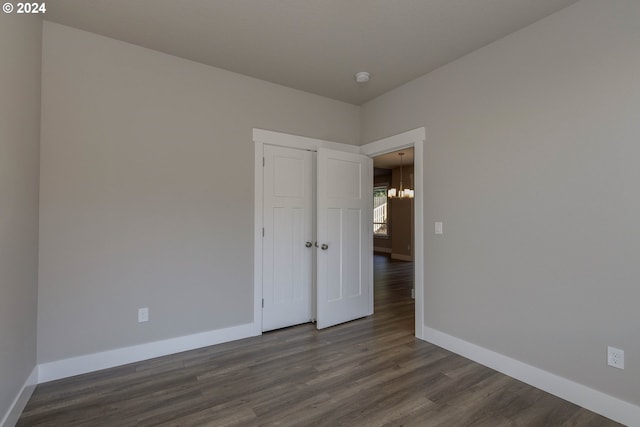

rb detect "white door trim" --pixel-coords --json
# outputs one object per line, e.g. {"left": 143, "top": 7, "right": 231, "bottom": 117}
{"left": 254, "top": 129, "right": 360, "bottom": 153}
{"left": 360, "top": 128, "right": 426, "bottom": 340}
{"left": 253, "top": 129, "right": 359, "bottom": 334}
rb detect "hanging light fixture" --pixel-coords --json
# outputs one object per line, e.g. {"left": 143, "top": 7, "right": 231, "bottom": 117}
{"left": 388, "top": 152, "right": 414, "bottom": 199}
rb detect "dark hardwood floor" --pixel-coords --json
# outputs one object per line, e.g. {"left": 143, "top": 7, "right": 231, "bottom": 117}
{"left": 18, "top": 254, "right": 621, "bottom": 426}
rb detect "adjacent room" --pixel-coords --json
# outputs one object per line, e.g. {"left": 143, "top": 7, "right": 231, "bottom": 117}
{"left": 2, "top": 0, "right": 639, "bottom": 425}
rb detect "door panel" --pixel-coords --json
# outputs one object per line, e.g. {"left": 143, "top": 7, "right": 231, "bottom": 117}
{"left": 263, "top": 145, "right": 313, "bottom": 331}
{"left": 343, "top": 208, "right": 362, "bottom": 298}
{"left": 326, "top": 208, "right": 342, "bottom": 302}
{"left": 317, "top": 148, "right": 373, "bottom": 329}
{"left": 327, "top": 158, "right": 361, "bottom": 199}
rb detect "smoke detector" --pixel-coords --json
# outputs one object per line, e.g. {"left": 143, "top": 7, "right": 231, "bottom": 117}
{"left": 354, "top": 71, "right": 370, "bottom": 83}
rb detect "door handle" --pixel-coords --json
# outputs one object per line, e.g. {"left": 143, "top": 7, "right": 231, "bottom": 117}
{"left": 321, "top": 244, "right": 329, "bottom": 250}
{"left": 305, "top": 242, "right": 313, "bottom": 248}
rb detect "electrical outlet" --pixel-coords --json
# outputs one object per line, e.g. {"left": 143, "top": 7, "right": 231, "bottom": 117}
{"left": 607, "top": 346, "right": 624, "bottom": 369}
{"left": 138, "top": 307, "right": 149, "bottom": 323}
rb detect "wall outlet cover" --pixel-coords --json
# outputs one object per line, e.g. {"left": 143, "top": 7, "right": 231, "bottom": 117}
{"left": 607, "top": 346, "right": 624, "bottom": 369}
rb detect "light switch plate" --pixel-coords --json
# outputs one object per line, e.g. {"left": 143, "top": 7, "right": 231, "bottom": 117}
{"left": 435, "top": 221, "right": 443, "bottom": 235}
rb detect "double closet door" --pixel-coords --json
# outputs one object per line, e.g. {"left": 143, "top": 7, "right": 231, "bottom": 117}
{"left": 262, "top": 144, "right": 372, "bottom": 332}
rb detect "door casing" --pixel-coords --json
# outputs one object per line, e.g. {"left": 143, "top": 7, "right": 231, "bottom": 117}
{"left": 253, "top": 128, "right": 425, "bottom": 339}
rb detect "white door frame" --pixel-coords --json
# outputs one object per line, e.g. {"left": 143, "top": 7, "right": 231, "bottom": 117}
{"left": 253, "top": 127, "right": 425, "bottom": 339}
{"left": 360, "top": 128, "right": 425, "bottom": 340}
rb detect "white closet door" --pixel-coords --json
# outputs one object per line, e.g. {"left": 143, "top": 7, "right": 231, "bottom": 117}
{"left": 316, "top": 147, "right": 373, "bottom": 329}
{"left": 262, "top": 145, "right": 313, "bottom": 331}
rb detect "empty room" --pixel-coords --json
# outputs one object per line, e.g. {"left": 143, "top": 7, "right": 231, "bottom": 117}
{"left": 1, "top": 0, "right": 639, "bottom": 425}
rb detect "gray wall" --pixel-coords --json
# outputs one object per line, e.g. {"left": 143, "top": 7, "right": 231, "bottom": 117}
{"left": 361, "top": 0, "right": 639, "bottom": 405}
{"left": 38, "top": 22, "right": 360, "bottom": 363}
{"left": 0, "top": 14, "right": 41, "bottom": 419}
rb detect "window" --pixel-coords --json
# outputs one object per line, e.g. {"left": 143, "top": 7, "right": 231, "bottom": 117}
{"left": 373, "top": 185, "right": 389, "bottom": 236}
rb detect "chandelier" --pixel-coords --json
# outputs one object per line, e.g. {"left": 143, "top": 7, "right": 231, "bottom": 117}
{"left": 387, "top": 152, "right": 414, "bottom": 199}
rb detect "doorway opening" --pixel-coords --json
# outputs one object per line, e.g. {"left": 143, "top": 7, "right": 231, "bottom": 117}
{"left": 371, "top": 148, "right": 415, "bottom": 333}
{"left": 360, "top": 128, "right": 425, "bottom": 339}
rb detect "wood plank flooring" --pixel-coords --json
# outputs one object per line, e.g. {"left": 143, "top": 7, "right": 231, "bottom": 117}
{"left": 18, "top": 255, "right": 622, "bottom": 426}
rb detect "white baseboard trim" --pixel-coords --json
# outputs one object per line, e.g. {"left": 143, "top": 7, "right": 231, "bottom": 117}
{"left": 373, "top": 247, "right": 392, "bottom": 254}
{"left": 422, "top": 326, "right": 640, "bottom": 427}
{"left": 38, "top": 322, "right": 260, "bottom": 384}
{"left": 391, "top": 253, "right": 412, "bottom": 261}
{"left": 1, "top": 366, "right": 38, "bottom": 427}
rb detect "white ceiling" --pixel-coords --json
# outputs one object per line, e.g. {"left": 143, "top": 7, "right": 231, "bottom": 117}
{"left": 44, "top": 0, "right": 580, "bottom": 105}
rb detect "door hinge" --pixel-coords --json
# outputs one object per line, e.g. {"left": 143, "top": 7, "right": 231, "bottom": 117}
{"left": 262, "top": 298, "right": 264, "bottom": 308}
{"left": 262, "top": 228, "right": 265, "bottom": 237}
{"left": 263, "top": 157, "right": 265, "bottom": 167}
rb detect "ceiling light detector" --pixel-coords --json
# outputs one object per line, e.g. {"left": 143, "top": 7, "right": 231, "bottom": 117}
{"left": 354, "top": 71, "right": 370, "bottom": 83}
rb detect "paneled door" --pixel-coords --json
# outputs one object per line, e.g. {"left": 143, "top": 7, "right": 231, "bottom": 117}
{"left": 262, "top": 145, "right": 314, "bottom": 331}
{"left": 316, "top": 147, "right": 373, "bottom": 329}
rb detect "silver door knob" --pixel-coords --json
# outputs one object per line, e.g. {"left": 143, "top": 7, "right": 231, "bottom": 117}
{"left": 321, "top": 244, "right": 329, "bottom": 250}
{"left": 305, "top": 242, "right": 313, "bottom": 248}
